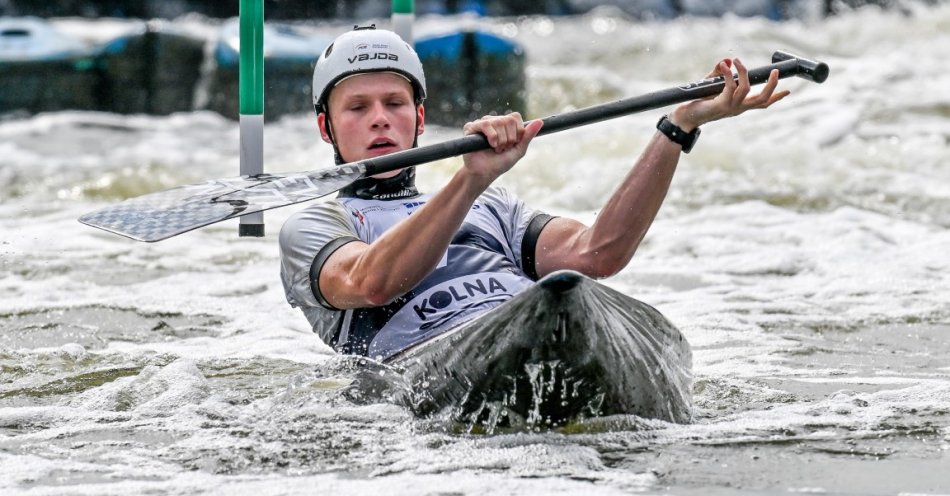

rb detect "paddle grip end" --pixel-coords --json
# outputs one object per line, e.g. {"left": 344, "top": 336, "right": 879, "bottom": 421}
{"left": 772, "top": 50, "right": 830, "bottom": 84}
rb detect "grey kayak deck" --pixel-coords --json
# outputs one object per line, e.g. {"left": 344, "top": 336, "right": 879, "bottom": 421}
{"left": 385, "top": 270, "right": 692, "bottom": 429}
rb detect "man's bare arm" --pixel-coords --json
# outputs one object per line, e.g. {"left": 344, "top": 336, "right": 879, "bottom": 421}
{"left": 320, "top": 116, "right": 543, "bottom": 309}
{"left": 534, "top": 58, "right": 790, "bottom": 279}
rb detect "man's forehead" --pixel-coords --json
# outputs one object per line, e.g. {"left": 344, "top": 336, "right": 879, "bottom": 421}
{"left": 335, "top": 71, "right": 411, "bottom": 90}
{"left": 329, "top": 72, "right": 414, "bottom": 101}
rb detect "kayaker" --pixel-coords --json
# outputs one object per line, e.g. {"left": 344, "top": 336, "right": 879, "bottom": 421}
{"left": 279, "top": 25, "right": 789, "bottom": 360}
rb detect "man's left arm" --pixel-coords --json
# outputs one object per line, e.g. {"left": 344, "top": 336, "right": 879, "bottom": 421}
{"left": 533, "top": 57, "right": 790, "bottom": 279}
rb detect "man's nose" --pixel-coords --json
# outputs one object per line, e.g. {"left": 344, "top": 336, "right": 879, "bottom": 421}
{"left": 369, "top": 101, "right": 390, "bottom": 128}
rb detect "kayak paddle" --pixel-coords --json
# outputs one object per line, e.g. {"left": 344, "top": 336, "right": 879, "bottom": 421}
{"left": 79, "top": 50, "right": 829, "bottom": 242}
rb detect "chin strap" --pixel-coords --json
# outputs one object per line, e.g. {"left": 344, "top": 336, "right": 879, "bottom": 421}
{"left": 321, "top": 111, "right": 346, "bottom": 166}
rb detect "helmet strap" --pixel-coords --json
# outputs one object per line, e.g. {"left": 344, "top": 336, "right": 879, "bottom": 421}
{"left": 319, "top": 110, "right": 346, "bottom": 165}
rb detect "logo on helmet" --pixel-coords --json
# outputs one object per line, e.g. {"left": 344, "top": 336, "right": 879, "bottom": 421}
{"left": 347, "top": 53, "right": 399, "bottom": 64}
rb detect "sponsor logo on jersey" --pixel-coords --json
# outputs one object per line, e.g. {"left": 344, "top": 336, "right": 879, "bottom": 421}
{"left": 413, "top": 277, "right": 508, "bottom": 321}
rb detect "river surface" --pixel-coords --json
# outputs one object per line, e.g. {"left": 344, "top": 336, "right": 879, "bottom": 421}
{"left": 2, "top": 4, "right": 949, "bottom": 495}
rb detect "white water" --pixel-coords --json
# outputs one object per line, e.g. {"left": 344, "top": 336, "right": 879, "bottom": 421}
{"left": 2, "top": 4, "right": 950, "bottom": 495}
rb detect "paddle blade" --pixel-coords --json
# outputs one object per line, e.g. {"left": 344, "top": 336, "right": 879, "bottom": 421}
{"left": 78, "top": 163, "right": 366, "bottom": 242}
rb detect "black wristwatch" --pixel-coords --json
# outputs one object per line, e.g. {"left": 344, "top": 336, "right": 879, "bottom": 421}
{"left": 656, "top": 115, "right": 700, "bottom": 153}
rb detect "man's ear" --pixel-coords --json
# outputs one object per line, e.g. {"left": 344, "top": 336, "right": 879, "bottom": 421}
{"left": 416, "top": 105, "right": 425, "bottom": 136}
{"left": 317, "top": 113, "right": 333, "bottom": 144}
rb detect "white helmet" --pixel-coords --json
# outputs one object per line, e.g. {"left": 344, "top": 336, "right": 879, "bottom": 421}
{"left": 312, "top": 25, "right": 426, "bottom": 114}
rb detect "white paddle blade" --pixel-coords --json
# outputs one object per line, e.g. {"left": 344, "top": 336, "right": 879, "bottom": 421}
{"left": 78, "top": 164, "right": 366, "bottom": 242}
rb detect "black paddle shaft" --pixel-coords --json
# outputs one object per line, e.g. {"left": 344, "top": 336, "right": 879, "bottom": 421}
{"left": 361, "top": 50, "right": 829, "bottom": 176}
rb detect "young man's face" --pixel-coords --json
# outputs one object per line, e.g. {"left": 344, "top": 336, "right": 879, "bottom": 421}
{"left": 319, "top": 72, "right": 424, "bottom": 175}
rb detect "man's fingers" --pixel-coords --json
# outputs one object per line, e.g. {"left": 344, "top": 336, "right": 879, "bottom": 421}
{"left": 495, "top": 121, "right": 512, "bottom": 152}
{"left": 523, "top": 119, "right": 543, "bottom": 142}
{"left": 761, "top": 89, "right": 791, "bottom": 109}
{"left": 733, "top": 58, "right": 751, "bottom": 105}
{"left": 721, "top": 60, "right": 736, "bottom": 94}
{"left": 747, "top": 69, "right": 780, "bottom": 108}
{"left": 465, "top": 114, "right": 534, "bottom": 153}
{"left": 703, "top": 57, "right": 728, "bottom": 80}
{"left": 511, "top": 119, "right": 541, "bottom": 156}
{"left": 481, "top": 122, "right": 500, "bottom": 149}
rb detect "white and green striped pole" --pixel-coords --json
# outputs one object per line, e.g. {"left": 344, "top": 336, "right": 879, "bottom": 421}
{"left": 239, "top": 0, "right": 264, "bottom": 237}
{"left": 392, "top": 0, "right": 414, "bottom": 44}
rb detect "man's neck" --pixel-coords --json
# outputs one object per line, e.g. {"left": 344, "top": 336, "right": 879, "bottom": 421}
{"left": 338, "top": 167, "right": 420, "bottom": 200}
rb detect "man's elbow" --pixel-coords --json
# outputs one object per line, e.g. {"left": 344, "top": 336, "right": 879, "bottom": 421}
{"left": 363, "top": 290, "right": 396, "bottom": 307}
{"left": 541, "top": 251, "right": 626, "bottom": 280}
{"left": 577, "top": 249, "right": 632, "bottom": 279}
{"left": 584, "top": 258, "right": 625, "bottom": 279}
{"left": 353, "top": 275, "right": 401, "bottom": 307}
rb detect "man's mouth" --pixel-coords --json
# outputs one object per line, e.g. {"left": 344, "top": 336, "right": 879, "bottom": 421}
{"left": 368, "top": 139, "right": 397, "bottom": 151}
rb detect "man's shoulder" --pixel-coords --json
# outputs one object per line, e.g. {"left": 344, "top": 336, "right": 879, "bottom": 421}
{"left": 284, "top": 199, "right": 349, "bottom": 224}
{"left": 475, "top": 185, "right": 521, "bottom": 208}
{"left": 278, "top": 200, "right": 353, "bottom": 245}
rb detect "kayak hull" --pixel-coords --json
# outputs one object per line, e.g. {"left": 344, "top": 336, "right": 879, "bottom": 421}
{"left": 386, "top": 270, "right": 692, "bottom": 429}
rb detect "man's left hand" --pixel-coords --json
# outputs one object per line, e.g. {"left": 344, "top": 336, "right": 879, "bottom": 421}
{"left": 670, "top": 58, "right": 791, "bottom": 132}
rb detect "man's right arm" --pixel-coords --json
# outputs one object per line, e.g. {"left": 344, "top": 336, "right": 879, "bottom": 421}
{"left": 319, "top": 115, "right": 544, "bottom": 310}
{"left": 319, "top": 169, "right": 492, "bottom": 309}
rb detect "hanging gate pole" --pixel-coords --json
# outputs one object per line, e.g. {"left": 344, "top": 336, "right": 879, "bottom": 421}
{"left": 239, "top": 0, "right": 265, "bottom": 237}
{"left": 392, "top": 0, "right": 414, "bottom": 44}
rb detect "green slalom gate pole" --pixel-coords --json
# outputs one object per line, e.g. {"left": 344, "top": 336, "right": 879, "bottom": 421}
{"left": 239, "top": 0, "right": 264, "bottom": 237}
{"left": 392, "top": 0, "right": 414, "bottom": 44}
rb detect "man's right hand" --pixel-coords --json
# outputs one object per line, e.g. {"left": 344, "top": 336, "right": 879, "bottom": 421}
{"left": 460, "top": 113, "right": 544, "bottom": 188}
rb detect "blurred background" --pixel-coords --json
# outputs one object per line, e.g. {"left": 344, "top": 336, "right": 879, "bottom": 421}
{"left": 0, "top": 0, "right": 937, "bottom": 19}
{"left": 1, "top": 0, "right": 941, "bottom": 127}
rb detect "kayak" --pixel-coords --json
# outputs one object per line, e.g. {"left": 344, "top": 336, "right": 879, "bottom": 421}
{"left": 384, "top": 270, "right": 692, "bottom": 430}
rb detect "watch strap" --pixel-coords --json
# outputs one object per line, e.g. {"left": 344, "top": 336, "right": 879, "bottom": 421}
{"left": 657, "top": 115, "right": 700, "bottom": 153}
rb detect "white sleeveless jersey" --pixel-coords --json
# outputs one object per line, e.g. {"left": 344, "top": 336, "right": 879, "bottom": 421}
{"left": 279, "top": 186, "right": 552, "bottom": 360}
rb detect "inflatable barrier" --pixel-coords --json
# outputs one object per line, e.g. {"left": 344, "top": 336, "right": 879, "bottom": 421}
{"left": 0, "top": 17, "right": 100, "bottom": 114}
{"left": 96, "top": 22, "right": 205, "bottom": 115}
{"left": 207, "top": 21, "right": 526, "bottom": 126}
{"left": 0, "top": 17, "right": 528, "bottom": 127}
{"left": 205, "top": 21, "right": 331, "bottom": 121}
{"left": 416, "top": 29, "right": 526, "bottom": 126}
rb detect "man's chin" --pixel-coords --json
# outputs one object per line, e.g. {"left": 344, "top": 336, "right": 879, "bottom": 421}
{"left": 369, "top": 169, "right": 405, "bottom": 179}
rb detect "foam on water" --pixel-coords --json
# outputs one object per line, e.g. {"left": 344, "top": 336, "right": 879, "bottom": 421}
{"left": 2, "top": 3, "right": 950, "bottom": 494}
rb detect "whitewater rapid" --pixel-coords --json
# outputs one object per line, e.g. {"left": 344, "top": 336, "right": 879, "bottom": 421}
{"left": 2, "top": 3, "right": 949, "bottom": 494}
